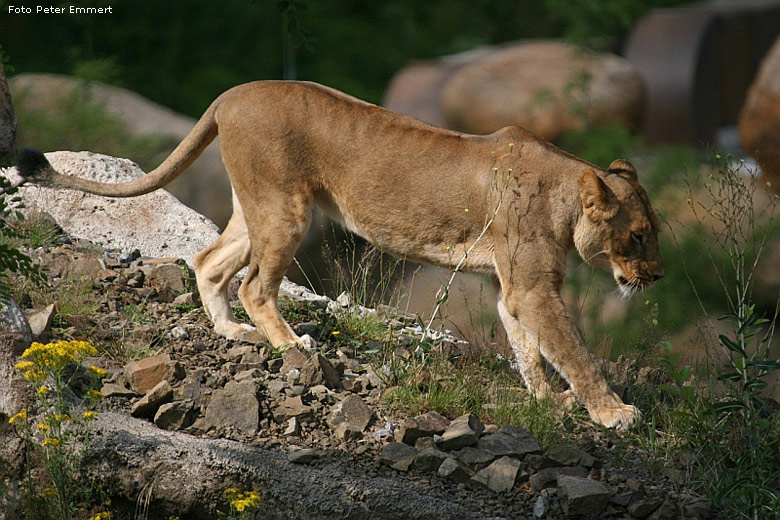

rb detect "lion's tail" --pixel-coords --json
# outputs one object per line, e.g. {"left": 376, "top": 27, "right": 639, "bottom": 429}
{"left": 15, "top": 99, "right": 220, "bottom": 198}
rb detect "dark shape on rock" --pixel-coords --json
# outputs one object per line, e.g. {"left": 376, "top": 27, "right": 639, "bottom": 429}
{"left": 453, "top": 446, "right": 495, "bottom": 470}
{"left": 627, "top": 495, "right": 664, "bottom": 519}
{"left": 288, "top": 448, "right": 319, "bottom": 464}
{"left": 380, "top": 442, "right": 417, "bottom": 471}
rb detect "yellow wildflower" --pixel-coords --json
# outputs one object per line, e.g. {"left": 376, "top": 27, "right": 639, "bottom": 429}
{"left": 37, "top": 386, "right": 49, "bottom": 396}
{"left": 331, "top": 331, "right": 340, "bottom": 336}
{"left": 88, "top": 366, "right": 107, "bottom": 378}
{"left": 37, "top": 423, "right": 50, "bottom": 432}
{"left": 54, "top": 414, "right": 71, "bottom": 423}
{"left": 42, "top": 487, "right": 57, "bottom": 498}
{"left": 14, "top": 360, "right": 35, "bottom": 371}
{"left": 86, "top": 390, "right": 103, "bottom": 400}
{"left": 88, "top": 512, "right": 112, "bottom": 520}
{"left": 23, "top": 369, "right": 46, "bottom": 383}
{"left": 8, "top": 409, "right": 27, "bottom": 425}
{"left": 82, "top": 411, "right": 99, "bottom": 420}
{"left": 224, "top": 487, "right": 239, "bottom": 496}
{"left": 42, "top": 438, "right": 60, "bottom": 448}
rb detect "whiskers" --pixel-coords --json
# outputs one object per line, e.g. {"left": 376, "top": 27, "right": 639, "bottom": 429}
{"left": 616, "top": 276, "right": 646, "bottom": 299}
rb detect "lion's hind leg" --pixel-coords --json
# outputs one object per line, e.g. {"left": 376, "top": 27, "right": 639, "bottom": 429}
{"left": 193, "top": 194, "right": 262, "bottom": 343}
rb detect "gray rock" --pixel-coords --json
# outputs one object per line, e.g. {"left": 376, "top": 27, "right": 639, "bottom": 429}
{"left": 412, "top": 447, "right": 449, "bottom": 473}
{"left": 627, "top": 495, "right": 664, "bottom": 519}
{"left": 203, "top": 381, "right": 260, "bottom": 438}
{"left": 288, "top": 448, "right": 319, "bottom": 464}
{"left": 453, "top": 447, "right": 495, "bottom": 470}
{"left": 477, "top": 431, "right": 542, "bottom": 459}
{"left": 380, "top": 442, "right": 417, "bottom": 471}
{"left": 281, "top": 347, "right": 308, "bottom": 375}
{"left": 154, "top": 401, "right": 196, "bottom": 430}
{"left": 557, "top": 475, "right": 610, "bottom": 518}
{"left": 533, "top": 495, "right": 547, "bottom": 518}
{"left": 299, "top": 353, "right": 340, "bottom": 389}
{"left": 130, "top": 380, "right": 173, "bottom": 418}
{"left": 100, "top": 382, "right": 138, "bottom": 398}
{"left": 544, "top": 444, "right": 587, "bottom": 467}
{"left": 530, "top": 466, "right": 589, "bottom": 492}
{"left": 24, "top": 304, "right": 55, "bottom": 340}
{"left": 329, "top": 394, "right": 373, "bottom": 440}
{"left": 647, "top": 499, "right": 679, "bottom": 520}
{"left": 172, "top": 292, "right": 197, "bottom": 306}
{"left": 399, "top": 410, "right": 450, "bottom": 445}
{"left": 683, "top": 498, "right": 712, "bottom": 519}
{"left": 149, "top": 263, "right": 189, "bottom": 303}
{"left": 284, "top": 417, "right": 301, "bottom": 436}
{"left": 470, "top": 456, "right": 521, "bottom": 493}
{"left": 436, "top": 413, "right": 484, "bottom": 450}
{"left": 437, "top": 457, "right": 473, "bottom": 483}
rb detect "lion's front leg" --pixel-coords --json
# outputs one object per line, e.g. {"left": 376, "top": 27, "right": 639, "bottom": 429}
{"left": 501, "top": 290, "right": 638, "bottom": 430}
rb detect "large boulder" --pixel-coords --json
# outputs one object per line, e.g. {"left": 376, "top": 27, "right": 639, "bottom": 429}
{"left": 9, "top": 73, "right": 232, "bottom": 227}
{"left": 740, "top": 36, "right": 780, "bottom": 189}
{"left": 439, "top": 41, "right": 645, "bottom": 141}
{"left": 8, "top": 151, "right": 221, "bottom": 266}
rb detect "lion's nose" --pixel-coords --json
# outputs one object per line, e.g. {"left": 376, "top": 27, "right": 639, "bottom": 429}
{"left": 653, "top": 273, "right": 663, "bottom": 281}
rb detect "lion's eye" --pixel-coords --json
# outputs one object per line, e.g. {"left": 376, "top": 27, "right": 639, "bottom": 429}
{"left": 631, "top": 231, "right": 644, "bottom": 245}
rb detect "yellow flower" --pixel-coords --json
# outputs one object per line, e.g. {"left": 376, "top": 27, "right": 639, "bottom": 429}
{"left": 224, "top": 488, "right": 239, "bottom": 495}
{"left": 88, "top": 366, "right": 107, "bottom": 378}
{"left": 37, "top": 423, "right": 50, "bottom": 432}
{"left": 42, "top": 487, "right": 57, "bottom": 498}
{"left": 54, "top": 414, "right": 71, "bottom": 423}
{"left": 37, "top": 386, "right": 49, "bottom": 396}
{"left": 82, "top": 411, "right": 99, "bottom": 420}
{"left": 88, "top": 512, "right": 112, "bottom": 520}
{"left": 14, "top": 360, "right": 35, "bottom": 370}
{"left": 331, "top": 331, "right": 340, "bottom": 336}
{"left": 42, "top": 438, "right": 60, "bottom": 448}
{"left": 86, "top": 390, "right": 103, "bottom": 400}
{"left": 8, "top": 409, "right": 27, "bottom": 425}
{"left": 23, "top": 369, "right": 46, "bottom": 383}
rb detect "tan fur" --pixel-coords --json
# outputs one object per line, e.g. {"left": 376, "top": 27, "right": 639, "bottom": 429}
{"left": 25, "top": 81, "right": 663, "bottom": 429}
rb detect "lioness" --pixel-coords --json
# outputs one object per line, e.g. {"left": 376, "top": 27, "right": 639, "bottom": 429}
{"left": 12, "top": 81, "right": 662, "bottom": 429}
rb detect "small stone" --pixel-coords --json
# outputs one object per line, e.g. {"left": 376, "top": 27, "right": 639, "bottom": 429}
{"left": 169, "top": 326, "right": 189, "bottom": 340}
{"left": 288, "top": 448, "right": 319, "bottom": 464}
{"left": 172, "top": 292, "right": 197, "bottom": 306}
{"left": 415, "top": 437, "right": 435, "bottom": 451}
{"left": 329, "top": 394, "right": 373, "bottom": 440}
{"left": 124, "top": 354, "right": 171, "bottom": 394}
{"left": 627, "top": 496, "right": 664, "bottom": 519}
{"left": 297, "top": 321, "right": 318, "bottom": 336}
{"left": 274, "top": 395, "right": 313, "bottom": 423}
{"left": 533, "top": 495, "right": 547, "bottom": 518}
{"left": 436, "top": 413, "right": 484, "bottom": 450}
{"left": 374, "top": 421, "right": 394, "bottom": 441}
{"left": 341, "top": 377, "right": 364, "bottom": 393}
{"left": 412, "top": 447, "right": 449, "bottom": 473}
{"left": 399, "top": 411, "right": 450, "bottom": 445}
{"left": 164, "top": 361, "right": 186, "bottom": 382}
{"left": 684, "top": 498, "right": 712, "bottom": 519}
{"left": 453, "top": 447, "right": 495, "bottom": 470}
{"left": 299, "top": 353, "right": 340, "bottom": 389}
{"left": 557, "top": 475, "right": 610, "bottom": 518}
{"left": 437, "top": 457, "right": 473, "bottom": 483}
{"left": 470, "top": 456, "right": 521, "bottom": 493}
{"left": 148, "top": 263, "right": 189, "bottom": 302}
{"left": 153, "top": 401, "right": 196, "bottom": 430}
{"left": 24, "top": 304, "right": 55, "bottom": 340}
{"left": 544, "top": 444, "right": 586, "bottom": 467}
{"left": 284, "top": 417, "right": 301, "bottom": 436}
{"left": 380, "top": 442, "right": 417, "bottom": 471}
{"left": 227, "top": 345, "right": 254, "bottom": 361}
{"left": 281, "top": 347, "right": 308, "bottom": 375}
{"left": 203, "top": 381, "right": 261, "bottom": 438}
{"left": 530, "top": 467, "right": 589, "bottom": 492}
{"left": 131, "top": 380, "right": 173, "bottom": 417}
{"left": 647, "top": 499, "right": 679, "bottom": 520}
{"left": 336, "top": 291, "right": 352, "bottom": 307}
{"left": 477, "top": 431, "right": 542, "bottom": 458}
{"left": 100, "top": 382, "right": 137, "bottom": 398}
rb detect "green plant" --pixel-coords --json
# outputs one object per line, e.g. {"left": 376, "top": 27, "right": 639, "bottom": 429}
{"left": 9, "top": 340, "right": 108, "bottom": 520}
{"left": 219, "top": 487, "right": 262, "bottom": 519}
{"left": 0, "top": 176, "right": 45, "bottom": 304}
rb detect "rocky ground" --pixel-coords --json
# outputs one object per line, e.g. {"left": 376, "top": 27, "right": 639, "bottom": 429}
{"left": 15, "top": 229, "right": 716, "bottom": 520}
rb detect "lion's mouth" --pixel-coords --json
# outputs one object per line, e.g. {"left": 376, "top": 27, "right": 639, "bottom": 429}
{"left": 616, "top": 275, "right": 654, "bottom": 297}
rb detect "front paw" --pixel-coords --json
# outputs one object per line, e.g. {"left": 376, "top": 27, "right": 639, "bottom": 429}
{"left": 588, "top": 401, "right": 640, "bottom": 430}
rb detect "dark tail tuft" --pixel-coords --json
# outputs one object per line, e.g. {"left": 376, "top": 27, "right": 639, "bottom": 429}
{"left": 16, "top": 148, "right": 50, "bottom": 179}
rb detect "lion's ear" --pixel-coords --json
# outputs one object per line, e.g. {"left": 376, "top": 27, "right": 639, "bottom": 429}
{"left": 579, "top": 170, "right": 618, "bottom": 221}
{"left": 608, "top": 159, "right": 637, "bottom": 181}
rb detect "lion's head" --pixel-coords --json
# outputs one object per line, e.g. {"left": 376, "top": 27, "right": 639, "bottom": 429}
{"left": 574, "top": 159, "right": 663, "bottom": 296}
